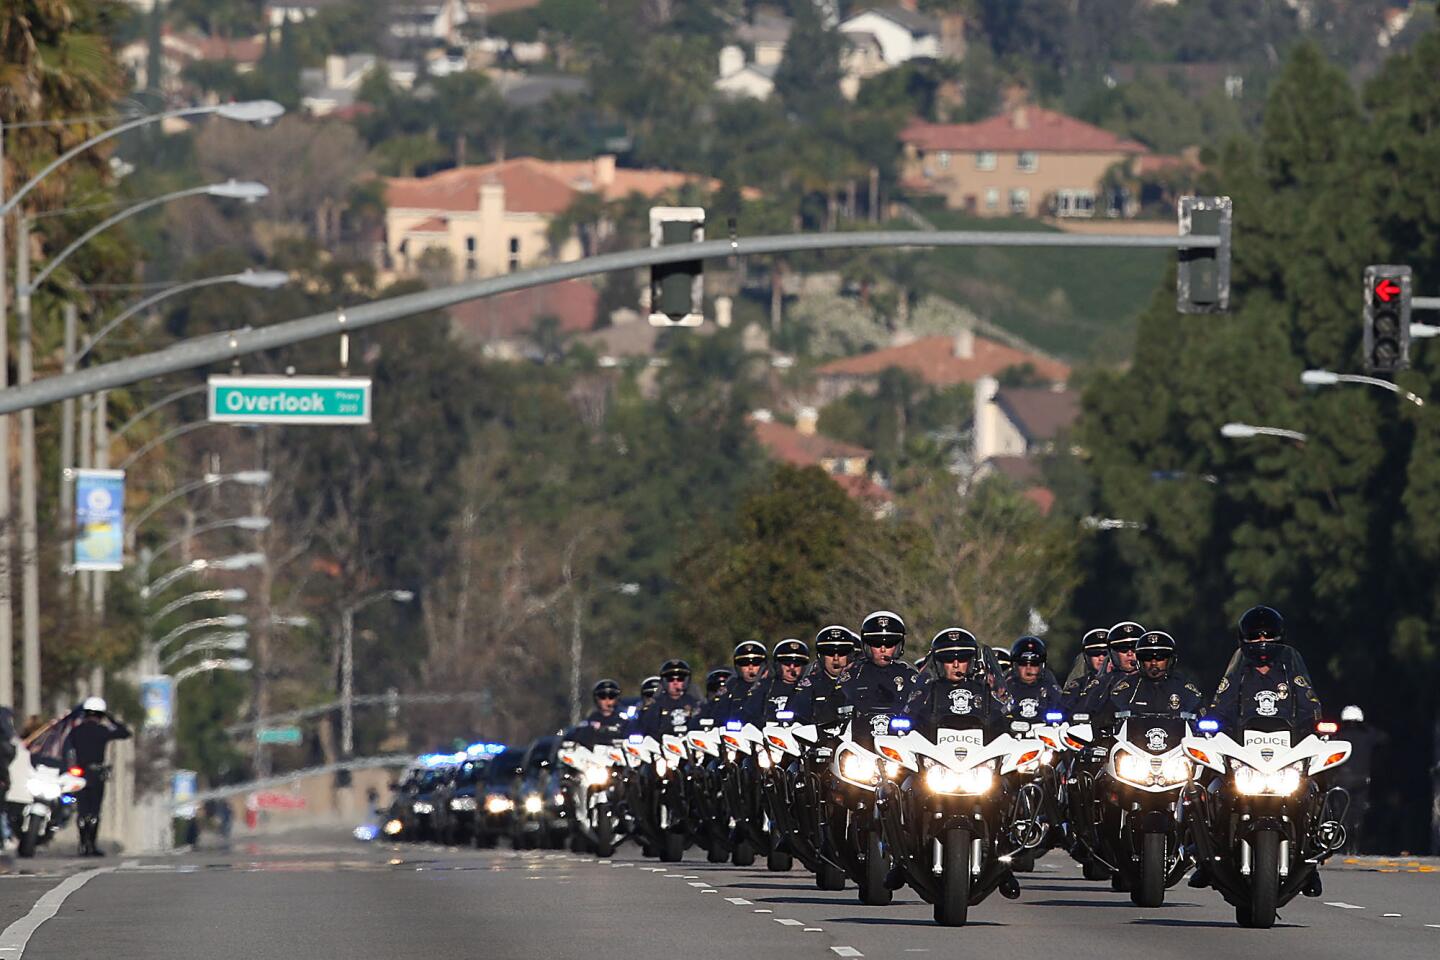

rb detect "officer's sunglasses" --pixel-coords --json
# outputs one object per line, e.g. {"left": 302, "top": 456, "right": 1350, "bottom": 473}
{"left": 735, "top": 656, "right": 765, "bottom": 667}
{"left": 1138, "top": 652, "right": 1171, "bottom": 662}
{"left": 1110, "top": 641, "right": 1137, "bottom": 654}
{"left": 1015, "top": 654, "right": 1044, "bottom": 665}
{"left": 596, "top": 693, "right": 618, "bottom": 701}
{"left": 932, "top": 650, "right": 974, "bottom": 664}
{"left": 817, "top": 648, "right": 850, "bottom": 658}
{"left": 863, "top": 638, "right": 900, "bottom": 648}
{"left": 661, "top": 673, "right": 688, "bottom": 683}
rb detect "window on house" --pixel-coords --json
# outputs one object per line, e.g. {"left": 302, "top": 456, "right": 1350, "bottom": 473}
{"left": 975, "top": 151, "right": 997, "bottom": 171}
{"left": 1017, "top": 151, "right": 1038, "bottom": 172}
{"left": 465, "top": 236, "right": 476, "bottom": 252}
{"left": 984, "top": 188, "right": 1000, "bottom": 211}
{"left": 1009, "top": 188, "right": 1030, "bottom": 214}
{"left": 938, "top": 151, "right": 951, "bottom": 169}
{"left": 465, "top": 257, "right": 478, "bottom": 276}
{"left": 1056, "top": 189, "right": 1096, "bottom": 218}
{"left": 508, "top": 236, "right": 520, "bottom": 272}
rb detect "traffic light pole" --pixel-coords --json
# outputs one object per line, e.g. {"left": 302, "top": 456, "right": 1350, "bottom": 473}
{"left": 0, "top": 223, "right": 1225, "bottom": 416}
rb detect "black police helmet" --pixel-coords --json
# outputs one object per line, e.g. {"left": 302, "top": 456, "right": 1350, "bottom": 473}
{"left": 705, "top": 668, "right": 733, "bottom": 696}
{"left": 991, "top": 646, "right": 1013, "bottom": 670}
{"left": 1238, "top": 605, "right": 1285, "bottom": 666}
{"left": 1107, "top": 621, "right": 1146, "bottom": 646}
{"left": 1136, "top": 631, "right": 1177, "bottom": 660}
{"left": 733, "top": 640, "right": 767, "bottom": 668}
{"left": 640, "top": 676, "right": 661, "bottom": 698}
{"left": 659, "top": 659, "right": 691, "bottom": 681}
{"left": 772, "top": 638, "right": 810, "bottom": 664}
{"left": 815, "top": 625, "right": 859, "bottom": 656}
{"left": 929, "top": 627, "right": 979, "bottom": 660}
{"left": 1010, "top": 635, "right": 1047, "bottom": 665}
{"left": 860, "top": 610, "right": 907, "bottom": 654}
{"left": 592, "top": 679, "right": 621, "bottom": 700}
{"left": 1081, "top": 628, "right": 1109, "bottom": 652}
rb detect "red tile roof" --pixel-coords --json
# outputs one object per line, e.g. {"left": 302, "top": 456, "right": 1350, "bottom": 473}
{"left": 750, "top": 418, "right": 872, "bottom": 466}
{"left": 994, "top": 387, "right": 1080, "bottom": 442}
{"left": 448, "top": 279, "right": 598, "bottom": 342}
{"left": 1023, "top": 487, "right": 1055, "bottom": 515}
{"left": 902, "top": 107, "right": 1149, "bottom": 155}
{"left": 835, "top": 473, "right": 895, "bottom": 505}
{"left": 409, "top": 216, "right": 448, "bottom": 233}
{"left": 815, "top": 334, "right": 1070, "bottom": 387}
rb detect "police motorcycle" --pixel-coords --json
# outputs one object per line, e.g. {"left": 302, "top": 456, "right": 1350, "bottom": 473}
{"left": 873, "top": 716, "right": 1045, "bottom": 925}
{"left": 828, "top": 710, "right": 904, "bottom": 905}
{"left": 1182, "top": 715, "right": 1352, "bottom": 927}
{"left": 685, "top": 717, "right": 734, "bottom": 863}
{"left": 621, "top": 732, "right": 662, "bottom": 855}
{"left": 557, "top": 738, "right": 625, "bottom": 857}
{"left": 718, "top": 719, "right": 770, "bottom": 866}
{"left": 1057, "top": 714, "right": 1117, "bottom": 880}
{"left": 7, "top": 754, "right": 85, "bottom": 858}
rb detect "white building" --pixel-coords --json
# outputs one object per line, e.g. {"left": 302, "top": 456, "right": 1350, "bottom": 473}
{"left": 839, "top": 7, "right": 941, "bottom": 67}
{"left": 715, "top": 45, "right": 777, "bottom": 100}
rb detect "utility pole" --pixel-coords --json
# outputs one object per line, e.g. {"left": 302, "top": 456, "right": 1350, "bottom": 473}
{"left": 90, "top": 390, "right": 108, "bottom": 696}
{"left": 0, "top": 130, "right": 14, "bottom": 709}
{"left": 251, "top": 433, "right": 273, "bottom": 778}
{"left": 59, "top": 304, "right": 77, "bottom": 600}
{"left": 15, "top": 216, "right": 39, "bottom": 719}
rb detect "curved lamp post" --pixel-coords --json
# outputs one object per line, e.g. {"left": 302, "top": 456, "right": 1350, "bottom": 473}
{"left": 147, "top": 588, "right": 247, "bottom": 627}
{"left": 139, "top": 517, "right": 271, "bottom": 580}
{"left": 1301, "top": 369, "right": 1424, "bottom": 407}
{"left": 140, "top": 552, "right": 266, "bottom": 600}
{"left": 340, "top": 590, "right": 414, "bottom": 756}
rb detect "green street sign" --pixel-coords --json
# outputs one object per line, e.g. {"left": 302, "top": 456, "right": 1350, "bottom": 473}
{"left": 207, "top": 375, "right": 372, "bottom": 425}
{"left": 256, "top": 726, "right": 303, "bottom": 745}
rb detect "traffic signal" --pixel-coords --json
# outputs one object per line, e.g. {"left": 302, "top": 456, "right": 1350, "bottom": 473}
{"left": 1176, "top": 195, "right": 1232, "bottom": 314}
{"left": 1363, "top": 265, "right": 1411, "bottom": 374}
{"left": 648, "top": 207, "right": 704, "bottom": 327}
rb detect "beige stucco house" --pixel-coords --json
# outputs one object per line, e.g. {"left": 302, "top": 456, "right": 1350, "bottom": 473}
{"left": 900, "top": 106, "right": 1149, "bottom": 218}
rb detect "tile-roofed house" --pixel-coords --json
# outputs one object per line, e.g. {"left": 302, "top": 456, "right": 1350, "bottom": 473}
{"left": 384, "top": 155, "right": 722, "bottom": 283}
{"left": 749, "top": 409, "right": 893, "bottom": 514}
{"left": 971, "top": 378, "right": 1080, "bottom": 515}
{"left": 839, "top": 7, "right": 941, "bottom": 67}
{"left": 813, "top": 329, "right": 1070, "bottom": 404}
{"left": 900, "top": 105, "right": 1150, "bottom": 218}
{"left": 118, "top": 27, "right": 264, "bottom": 94}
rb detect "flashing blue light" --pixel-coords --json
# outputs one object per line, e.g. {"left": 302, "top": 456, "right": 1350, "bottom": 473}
{"left": 1045, "top": 711, "right": 1065, "bottom": 723}
{"left": 889, "top": 718, "right": 912, "bottom": 731}
{"left": 1197, "top": 719, "right": 1220, "bottom": 733}
{"left": 726, "top": 720, "right": 743, "bottom": 731}
{"left": 352, "top": 824, "right": 379, "bottom": 841}
{"left": 628, "top": 734, "right": 644, "bottom": 744}
{"left": 466, "top": 742, "right": 507, "bottom": 756}
{"left": 775, "top": 710, "right": 795, "bottom": 721}
{"left": 60, "top": 795, "right": 76, "bottom": 805}
{"left": 621, "top": 706, "right": 638, "bottom": 719}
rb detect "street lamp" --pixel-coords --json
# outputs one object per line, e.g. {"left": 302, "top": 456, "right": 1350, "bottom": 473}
{"left": 340, "top": 590, "right": 414, "bottom": 756}
{"left": 171, "top": 657, "right": 253, "bottom": 685}
{"left": 139, "top": 516, "right": 271, "bottom": 579}
{"left": 141, "top": 552, "right": 266, "bottom": 600}
{"left": 153, "top": 614, "right": 249, "bottom": 654}
{"left": 128, "top": 470, "right": 271, "bottom": 549}
{"left": 1219, "top": 422, "right": 1308, "bottom": 443}
{"left": 160, "top": 631, "right": 249, "bottom": 671}
{"left": 1301, "top": 369, "right": 1424, "bottom": 407}
{"left": 1081, "top": 516, "right": 1147, "bottom": 531}
{"left": 147, "top": 588, "right": 247, "bottom": 626}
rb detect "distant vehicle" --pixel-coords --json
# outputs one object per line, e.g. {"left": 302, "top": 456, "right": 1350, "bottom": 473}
{"left": 511, "top": 737, "right": 566, "bottom": 849}
{"left": 439, "top": 758, "right": 488, "bottom": 846}
{"left": 7, "top": 753, "right": 85, "bottom": 858}
{"left": 477, "top": 747, "right": 523, "bottom": 848}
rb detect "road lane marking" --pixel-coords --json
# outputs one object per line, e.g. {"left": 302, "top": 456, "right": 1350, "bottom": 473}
{"left": 775, "top": 918, "right": 802, "bottom": 926}
{"left": 725, "top": 897, "right": 752, "bottom": 905}
{"left": 831, "top": 948, "right": 863, "bottom": 958}
{"left": 1425, "top": 923, "right": 1440, "bottom": 928}
{"left": 1383, "top": 913, "right": 1401, "bottom": 918}
{"left": 754, "top": 908, "right": 773, "bottom": 913}
{"left": 1325, "top": 902, "right": 1365, "bottom": 909}
{"left": 804, "top": 927, "right": 823, "bottom": 932}
{"left": 701, "top": 889, "right": 718, "bottom": 893}
{"left": 0, "top": 867, "right": 112, "bottom": 959}
{"left": 688, "top": 882, "right": 711, "bottom": 887}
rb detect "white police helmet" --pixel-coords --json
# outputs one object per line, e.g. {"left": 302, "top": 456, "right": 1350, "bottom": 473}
{"left": 82, "top": 696, "right": 107, "bottom": 713}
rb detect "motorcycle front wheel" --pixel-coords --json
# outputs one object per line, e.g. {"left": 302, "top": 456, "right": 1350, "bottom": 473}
{"left": 659, "top": 829, "right": 686, "bottom": 863}
{"left": 934, "top": 827, "right": 972, "bottom": 926}
{"left": 1238, "top": 830, "right": 1279, "bottom": 928}
{"left": 18, "top": 815, "right": 41, "bottom": 858}
{"left": 857, "top": 830, "right": 892, "bottom": 906}
{"left": 594, "top": 809, "right": 615, "bottom": 858}
{"left": 1131, "top": 832, "right": 1166, "bottom": 908}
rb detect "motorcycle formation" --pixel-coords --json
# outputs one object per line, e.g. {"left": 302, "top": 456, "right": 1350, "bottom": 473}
{"left": 380, "top": 605, "right": 1356, "bottom": 929}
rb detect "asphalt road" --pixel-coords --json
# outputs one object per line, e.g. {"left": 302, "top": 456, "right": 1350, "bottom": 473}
{"left": 0, "top": 832, "right": 1434, "bottom": 959}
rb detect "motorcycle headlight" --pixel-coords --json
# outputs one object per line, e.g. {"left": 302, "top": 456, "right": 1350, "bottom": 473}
{"left": 655, "top": 757, "right": 669, "bottom": 778}
{"left": 523, "top": 794, "right": 543, "bottom": 814}
{"left": 449, "top": 797, "right": 477, "bottom": 811}
{"left": 1114, "top": 750, "right": 1152, "bottom": 785}
{"left": 411, "top": 801, "right": 434, "bottom": 815}
{"left": 839, "top": 753, "right": 878, "bottom": 785}
{"left": 1233, "top": 763, "right": 1302, "bottom": 796}
{"left": 756, "top": 748, "right": 772, "bottom": 770}
{"left": 924, "top": 764, "right": 994, "bottom": 795}
{"left": 585, "top": 767, "right": 610, "bottom": 787}
{"left": 485, "top": 795, "right": 513, "bottom": 814}
{"left": 1115, "top": 750, "right": 1193, "bottom": 787}
{"left": 1159, "top": 754, "right": 1193, "bottom": 785}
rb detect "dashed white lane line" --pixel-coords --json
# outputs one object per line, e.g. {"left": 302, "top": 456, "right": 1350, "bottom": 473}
{"left": 1383, "top": 913, "right": 1402, "bottom": 918}
{"left": 754, "top": 908, "right": 773, "bottom": 914}
{"left": 1425, "top": 924, "right": 1440, "bottom": 929}
{"left": 725, "top": 897, "right": 752, "bottom": 905}
{"left": 1325, "top": 902, "right": 1365, "bottom": 910}
{"left": 831, "top": 948, "right": 864, "bottom": 958}
{"left": 688, "top": 882, "right": 711, "bottom": 887}
{"left": 0, "top": 867, "right": 113, "bottom": 959}
{"left": 804, "top": 927, "right": 823, "bottom": 933}
{"left": 701, "top": 889, "right": 718, "bottom": 894}
{"left": 775, "top": 918, "right": 803, "bottom": 926}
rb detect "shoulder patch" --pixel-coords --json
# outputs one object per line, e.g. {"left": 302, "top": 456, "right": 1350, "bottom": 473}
{"left": 1185, "top": 683, "right": 1201, "bottom": 695}
{"left": 1215, "top": 678, "right": 1229, "bottom": 694}
{"left": 1294, "top": 675, "right": 1309, "bottom": 687}
{"left": 1113, "top": 680, "right": 1130, "bottom": 692}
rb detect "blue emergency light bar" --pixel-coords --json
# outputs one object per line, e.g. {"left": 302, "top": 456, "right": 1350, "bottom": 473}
{"left": 775, "top": 710, "right": 795, "bottom": 721}
{"left": 889, "top": 718, "right": 912, "bottom": 731}
{"left": 726, "top": 720, "right": 743, "bottom": 731}
{"left": 1197, "top": 719, "right": 1220, "bottom": 733}
{"left": 1045, "top": 711, "right": 1065, "bottom": 723}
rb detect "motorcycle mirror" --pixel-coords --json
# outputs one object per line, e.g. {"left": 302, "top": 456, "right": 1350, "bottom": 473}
{"left": 1010, "top": 721, "right": 1030, "bottom": 733}
{"left": 1072, "top": 713, "right": 1090, "bottom": 722}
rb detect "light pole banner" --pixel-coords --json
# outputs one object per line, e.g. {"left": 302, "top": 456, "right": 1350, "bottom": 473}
{"left": 73, "top": 468, "right": 126, "bottom": 571}
{"left": 141, "top": 675, "right": 175, "bottom": 730}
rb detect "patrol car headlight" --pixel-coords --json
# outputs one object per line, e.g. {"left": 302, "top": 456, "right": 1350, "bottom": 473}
{"left": 839, "top": 753, "right": 877, "bottom": 785}
{"left": 523, "top": 794, "right": 544, "bottom": 814}
{"left": 485, "top": 794, "right": 513, "bottom": 814}
{"left": 1233, "top": 763, "right": 1301, "bottom": 796}
{"left": 924, "top": 764, "right": 993, "bottom": 795}
{"left": 450, "top": 797, "right": 477, "bottom": 811}
{"left": 585, "top": 766, "right": 610, "bottom": 787}
{"left": 411, "top": 801, "right": 434, "bottom": 815}
{"left": 383, "top": 818, "right": 404, "bottom": 836}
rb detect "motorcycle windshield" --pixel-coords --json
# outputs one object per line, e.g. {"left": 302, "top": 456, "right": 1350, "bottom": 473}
{"left": 1123, "top": 716, "right": 1187, "bottom": 756}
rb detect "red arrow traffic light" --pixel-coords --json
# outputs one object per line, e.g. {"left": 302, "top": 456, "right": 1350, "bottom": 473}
{"left": 1375, "top": 278, "right": 1401, "bottom": 302}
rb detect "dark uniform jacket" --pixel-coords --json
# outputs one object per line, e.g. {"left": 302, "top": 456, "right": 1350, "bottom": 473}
{"left": 1061, "top": 655, "right": 1103, "bottom": 711}
{"left": 1092, "top": 672, "right": 1203, "bottom": 726}
{"left": 909, "top": 671, "right": 1008, "bottom": 736}
{"left": 789, "top": 667, "right": 847, "bottom": 729}
{"left": 638, "top": 691, "right": 701, "bottom": 739}
{"left": 739, "top": 674, "right": 802, "bottom": 725}
{"left": 1205, "top": 648, "right": 1321, "bottom": 728}
{"left": 703, "top": 675, "right": 761, "bottom": 725}
{"left": 1005, "top": 671, "right": 1064, "bottom": 722}
{"left": 64, "top": 718, "right": 132, "bottom": 768}
{"left": 839, "top": 659, "right": 925, "bottom": 745}
{"left": 1074, "top": 666, "right": 1140, "bottom": 716}
{"left": 576, "top": 708, "right": 627, "bottom": 748}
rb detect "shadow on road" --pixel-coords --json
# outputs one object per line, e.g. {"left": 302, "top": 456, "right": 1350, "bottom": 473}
{"left": 1025, "top": 899, "right": 1196, "bottom": 909}
{"left": 1130, "top": 918, "right": 1305, "bottom": 930}
{"left": 826, "top": 916, "right": 1006, "bottom": 927}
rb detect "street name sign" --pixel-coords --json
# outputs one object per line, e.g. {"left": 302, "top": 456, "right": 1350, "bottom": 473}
{"left": 208, "top": 375, "right": 372, "bottom": 425}
{"left": 256, "top": 726, "right": 303, "bottom": 745}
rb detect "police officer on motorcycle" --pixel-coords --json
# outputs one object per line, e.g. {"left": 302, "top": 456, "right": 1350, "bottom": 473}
{"left": 707, "top": 641, "right": 767, "bottom": 723}
{"left": 909, "top": 629, "right": 1008, "bottom": 734}
{"left": 840, "top": 611, "right": 925, "bottom": 741}
{"left": 701, "top": 668, "right": 734, "bottom": 717}
{"left": 63, "top": 697, "right": 132, "bottom": 857}
{"left": 741, "top": 640, "right": 810, "bottom": 724}
{"left": 1075, "top": 620, "right": 1145, "bottom": 714}
{"left": 1090, "top": 631, "right": 1202, "bottom": 725}
{"left": 790, "top": 626, "right": 857, "bottom": 728}
{"left": 577, "top": 680, "right": 628, "bottom": 748}
{"left": 1206, "top": 606, "right": 1321, "bottom": 728}
{"left": 1005, "top": 637, "right": 1063, "bottom": 722}
{"left": 1061, "top": 628, "right": 1110, "bottom": 710}
{"left": 639, "top": 660, "right": 701, "bottom": 738}
{"left": 991, "top": 646, "right": 1013, "bottom": 675}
